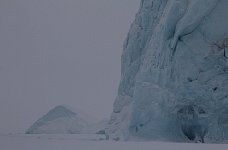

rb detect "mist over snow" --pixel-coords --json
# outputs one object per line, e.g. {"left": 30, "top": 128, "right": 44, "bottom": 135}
{"left": 0, "top": 0, "right": 140, "bottom": 133}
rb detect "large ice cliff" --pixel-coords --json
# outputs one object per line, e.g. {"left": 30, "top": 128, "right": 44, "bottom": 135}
{"left": 107, "top": 0, "right": 228, "bottom": 143}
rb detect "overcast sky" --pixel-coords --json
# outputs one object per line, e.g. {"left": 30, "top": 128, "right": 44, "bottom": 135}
{"left": 0, "top": 0, "right": 140, "bottom": 133}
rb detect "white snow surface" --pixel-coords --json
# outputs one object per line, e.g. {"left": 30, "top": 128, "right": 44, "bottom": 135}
{"left": 107, "top": 0, "right": 228, "bottom": 143}
{"left": 0, "top": 134, "right": 227, "bottom": 150}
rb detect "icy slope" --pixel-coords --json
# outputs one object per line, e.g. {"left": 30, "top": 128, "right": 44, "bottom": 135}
{"left": 108, "top": 0, "right": 228, "bottom": 143}
{"left": 26, "top": 105, "right": 95, "bottom": 134}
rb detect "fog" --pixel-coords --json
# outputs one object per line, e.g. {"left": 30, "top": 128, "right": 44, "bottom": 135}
{"left": 0, "top": 0, "right": 140, "bottom": 133}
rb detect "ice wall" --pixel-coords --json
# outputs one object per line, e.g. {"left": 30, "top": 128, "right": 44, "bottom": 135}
{"left": 107, "top": 0, "right": 228, "bottom": 143}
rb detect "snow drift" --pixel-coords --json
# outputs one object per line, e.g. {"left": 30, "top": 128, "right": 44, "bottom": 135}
{"left": 107, "top": 0, "right": 228, "bottom": 143}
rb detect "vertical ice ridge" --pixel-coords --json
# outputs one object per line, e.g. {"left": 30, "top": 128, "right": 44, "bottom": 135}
{"left": 170, "top": 0, "right": 221, "bottom": 49}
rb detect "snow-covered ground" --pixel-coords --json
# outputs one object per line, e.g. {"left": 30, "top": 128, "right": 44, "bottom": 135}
{"left": 0, "top": 134, "right": 227, "bottom": 150}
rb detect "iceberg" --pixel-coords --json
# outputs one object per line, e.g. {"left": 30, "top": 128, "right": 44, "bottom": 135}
{"left": 26, "top": 105, "right": 98, "bottom": 134}
{"left": 107, "top": 0, "right": 228, "bottom": 143}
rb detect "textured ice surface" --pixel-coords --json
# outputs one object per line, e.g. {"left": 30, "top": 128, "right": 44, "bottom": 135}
{"left": 107, "top": 0, "right": 228, "bottom": 143}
